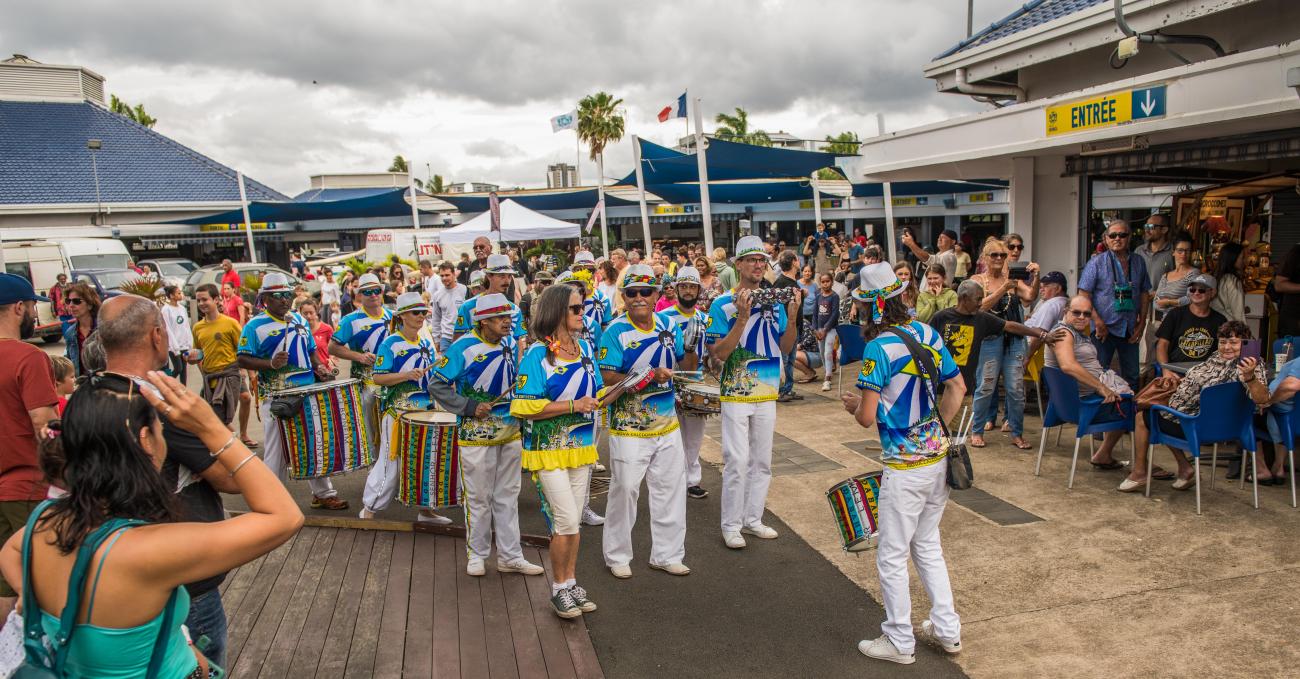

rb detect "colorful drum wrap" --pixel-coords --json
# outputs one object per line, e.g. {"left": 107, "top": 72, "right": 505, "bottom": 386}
{"left": 826, "top": 471, "right": 883, "bottom": 553}
{"left": 279, "top": 381, "right": 373, "bottom": 479}
{"left": 396, "top": 413, "right": 461, "bottom": 508}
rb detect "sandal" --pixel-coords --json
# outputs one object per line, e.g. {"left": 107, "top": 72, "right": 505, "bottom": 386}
{"left": 1011, "top": 437, "right": 1033, "bottom": 450}
{"left": 1171, "top": 475, "right": 1196, "bottom": 490}
{"left": 1089, "top": 460, "right": 1125, "bottom": 470}
{"left": 241, "top": 437, "right": 260, "bottom": 448}
{"left": 968, "top": 435, "right": 986, "bottom": 449}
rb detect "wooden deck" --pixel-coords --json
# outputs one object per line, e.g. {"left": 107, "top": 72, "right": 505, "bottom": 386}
{"left": 219, "top": 525, "right": 604, "bottom": 679}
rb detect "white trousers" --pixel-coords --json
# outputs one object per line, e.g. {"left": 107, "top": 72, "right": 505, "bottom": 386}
{"left": 361, "top": 385, "right": 380, "bottom": 452}
{"left": 876, "top": 462, "right": 960, "bottom": 654}
{"left": 459, "top": 441, "right": 525, "bottom": 563}
{"left": 603, "top": 430, "right": 687, "bottom": 567}
{"left": 678, "top": 413, "right": 706, "bottom": 487}
{"left": 259, "top": 400, "right": 337, "bottom": 498}
{"left": 719, "top": 400, "right": 775, "bottom": 533}
{"left": 821, "top": 329, "right": 837, "bottom": 378}
{"left": 536, "top": 465, "right": 592, "bottom": 536}
{"left": 362, "top": 413, "right": 400, "bottom": 512}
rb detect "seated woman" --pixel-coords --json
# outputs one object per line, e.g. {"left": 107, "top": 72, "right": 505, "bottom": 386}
{"left": 1261, "top": 356, "right": 1300, "bottom": 484}
{"left": 1044, "top": 295, "right": 1133, "bottom": 469}
{"left": 0, "top": 371, "right": 302, "bottom": 677}
{"left": 1119, "top": 321, "right": 1269, "bottom": 492}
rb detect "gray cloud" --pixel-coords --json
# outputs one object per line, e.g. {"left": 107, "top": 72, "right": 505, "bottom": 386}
{"left": 464, "top": 138, "right": 524, "bottom": 158}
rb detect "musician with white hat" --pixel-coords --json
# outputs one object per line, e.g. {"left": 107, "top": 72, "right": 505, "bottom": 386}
{"left": 454, "top": 254, "right": 526, "bottom": 352}
{"left": 704, "top": 236, "right": 798, "bottom": 549}
{"left": 429, "top": 293, "right": 543, "bottom": 577}
{"left": 329, "top": 272, "right": 393, "bottom": 457}
{"left": 571, "top": 250, "right": 614, "bottom": 344}
{"left": 237, "top": 272, "right": 346, "bottom": 509}
{"left": 659, "top": 266, "right": 711, "bottom": 499}
{"left": 597, "top": 264, "right": 691, "bottom": 579}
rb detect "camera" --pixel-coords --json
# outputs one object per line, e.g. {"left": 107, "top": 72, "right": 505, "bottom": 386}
{"left": 1009, "top": 261, "right": 1031, "bottom": 281}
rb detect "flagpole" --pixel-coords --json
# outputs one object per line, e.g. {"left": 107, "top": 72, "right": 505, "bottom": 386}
{"left": 811, "top": 174, "right": 823, "bottom": 228}
{"left": 632, "top": 135, "right": 653, "bottom": 255}
{"left": 691, "top": 97, "right": 714, "bottom": 255}
{"left": 237, "top": 171, "right": 257, "bottom": 264}
{"left": 408, "top": 167, "right": 421, "bottom": 230}
{"left": 575, "top": 134, "right": 583, "bottom": 187}
{"left": 877, "top": 113, "right": 898, "bottom": 264}
{"left": 596, "top": 153, "right": 609, "bottom": 258}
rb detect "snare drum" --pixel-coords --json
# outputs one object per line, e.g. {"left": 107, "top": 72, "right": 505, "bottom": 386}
{"left": 675, "top": 383, "right": 721, "bottom": 415}
{"left": 826, "top": 471, "right": 883, "bottom": 552}
{"left": 395, "top": 410, "right": 461, "bottom": 508}
{"left": 277, "top": 379, "right": 373, "bottom": 479}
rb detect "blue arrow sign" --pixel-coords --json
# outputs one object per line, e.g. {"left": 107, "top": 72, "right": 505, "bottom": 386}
{"left": 1130, "top": 85, "right": 1166, "bottom": 121}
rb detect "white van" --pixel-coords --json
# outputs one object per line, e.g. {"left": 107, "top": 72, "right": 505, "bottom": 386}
{"left": 2, "top": 238, "right": 132, "bottom": 342}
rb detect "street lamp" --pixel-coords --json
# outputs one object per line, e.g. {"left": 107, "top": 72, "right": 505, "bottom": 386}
{"left": 87, "top": 139, "right": 104, "bottom": 225}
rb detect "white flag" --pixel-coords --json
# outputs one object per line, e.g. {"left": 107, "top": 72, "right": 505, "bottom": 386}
{"left": 551, "top": 109, "right": 578, "bottom": 132}
{"left": 584, "top": 199, "right": 604, "bottom": 234}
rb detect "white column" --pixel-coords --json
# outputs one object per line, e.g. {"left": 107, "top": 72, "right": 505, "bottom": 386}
{"left": 237, "top": 171, "right": 257, "bottom": 264}
{"left": 408, "top": 169, "right": 421, "bottom": 230}
{"left": 812, "top": 175, "right": 823, "bottom": 226}
{"left": 633, "top": 135, "right": 653, "bottom": 255}
{"left": 597, "top": 153, "right": 609, "bottom": 258}
{"left": 692, "top": 97, "right": 714, "bottom": 255}
{"left": 1010, "top": 156, "right": 1035, "bottom": 255}
{"left": 876, "top": 114, "right": 897, "bottom": 264}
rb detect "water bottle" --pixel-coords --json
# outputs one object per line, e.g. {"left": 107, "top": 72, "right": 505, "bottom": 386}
{"left": 1278, "top": 337, "right": 1293, "bottom": 373}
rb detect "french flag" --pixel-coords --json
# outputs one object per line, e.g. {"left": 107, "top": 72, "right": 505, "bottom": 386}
{"left": 657, "top": 92, "right": 687, "bottom": 122}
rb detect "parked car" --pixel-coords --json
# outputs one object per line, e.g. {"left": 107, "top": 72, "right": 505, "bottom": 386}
{"left": 71, "top": 268, "right": 143, "bottom": 300}
{"left": 137, "top": 258, "right": 199, "bottom": 288}
{"left": 183, "top": 262, "right": 320, "bottom": 299}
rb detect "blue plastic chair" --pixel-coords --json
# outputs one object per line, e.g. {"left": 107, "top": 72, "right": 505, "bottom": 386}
{"left": 835, "top": 323, "right": 866, "bottom": 395}
{"left": 1035, "top": 366, "right": 1136, "bottom": 489}
{"left": 1272, "top": 336, "right": 1297, "bottom": 360}
{"left": 1148, "top": 382, "right": 1258, "bottom": 514}
{"left": 1255, "top": 403, "right": 1300, "bottom": 509}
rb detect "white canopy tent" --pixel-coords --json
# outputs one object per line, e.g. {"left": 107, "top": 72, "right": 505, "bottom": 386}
{"left": 436, "top": 199, "right": 582, "bottom": 243}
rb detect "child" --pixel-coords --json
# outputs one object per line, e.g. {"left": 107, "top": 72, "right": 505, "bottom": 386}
{"left": 50, "top": 354, "right": 76, "bottom": 415}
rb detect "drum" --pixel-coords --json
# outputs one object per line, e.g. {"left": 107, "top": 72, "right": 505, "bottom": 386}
{"left": 395, "top": 410, "right": 462, "bottom": 508}
{"left": 826, "top": 471, "right": 883, "bottom": 552}
{"left": 277, "top": 379, "right": 373, "bottom": 479}
{"left": 675, "top": 383, "right": 721, "bottom": 415}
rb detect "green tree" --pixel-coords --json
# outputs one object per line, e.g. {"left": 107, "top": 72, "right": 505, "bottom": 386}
{"left": 428, "top": 174, "right": 445, "bottom": 193}
{"left": 816, "top": 131, "right": 861, "bottom": 179}
{"left": 109, "top": 94, "right": 157, "bottom": 128}
{"left": 577, "top": 91, "right": 625, "bottom": 256}
{"left": 713, "top": 107, "right": 771, "bottom": 147}
{"left": 387, "top": 155, "right": 410, "bottom": 173}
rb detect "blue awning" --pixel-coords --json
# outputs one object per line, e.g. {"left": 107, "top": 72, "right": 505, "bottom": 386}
{"left": 633, "top": 178, "right": 1008, "bottom": 206}
{"left": 433, "top": 187, "right": 637, "bottom": 212}
{"left": 168, "top": 187, "right": 422, "bottom": 225}
{"left": 851, "top": 179, "right": 1008, "bottom": 197}
{"left": 618, "top": 137, "right": 846, "bottom": 186}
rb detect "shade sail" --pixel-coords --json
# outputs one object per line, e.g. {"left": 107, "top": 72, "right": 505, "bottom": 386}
{"left": 168, "top": 187, "right": 424, "bottom": 225}
{"left": 617, "top": 137, "right": 846, "bottom": 186}
{"left": 633, "top": 178, "right": 1009, "bottom": 205}
{"left": 433, "top": 187, "right": 636, "bottom": 212}
{"left": 436, "top": 199, "right": 581, "bottom": 243}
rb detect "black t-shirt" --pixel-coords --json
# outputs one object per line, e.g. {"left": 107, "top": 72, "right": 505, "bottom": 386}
{"left": 928, "top": 308, "right": 1006, "bottom": 392}
{"left": 1155, "top": 306, "right": 1226, "bottom": 363}
{"left": 160, "top": 420, "right": 227, "bottom": 596}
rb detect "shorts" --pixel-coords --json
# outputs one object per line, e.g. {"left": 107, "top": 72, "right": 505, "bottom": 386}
{"left": 1156, "top": 415, "right": 1185, "bottom": 439}
{"left": 0, "top": 500, "right": 41, "bottom": 597}
{"left": 804, "top": 351, "right": 824, "bottom": 370}
{"left": 1090, "top": 398, "right": 1132, "bottom": 425}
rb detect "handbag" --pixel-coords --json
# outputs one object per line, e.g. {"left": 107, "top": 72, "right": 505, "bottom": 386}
{"left": 16, "top": 500, "right": 178, "bottom": 679}
{"left": 1136, "top": 374, "right": 1180, "bottom": 410}
{"left": 885, "top": 327, "right": 974, "bottom": 490}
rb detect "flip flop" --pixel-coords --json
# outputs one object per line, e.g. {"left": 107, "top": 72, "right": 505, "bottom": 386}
{"left": 1011, "top": 438, "right": 1033, "bottom": 450}
{"left": 1150, "top": 468, "right": 1175, "bottom": 480}
{"left": 1089, "top": 460, "right": 1125, "bottom": 470}
{"left": 968, "top": 436, "right": 986, "bottom": 448}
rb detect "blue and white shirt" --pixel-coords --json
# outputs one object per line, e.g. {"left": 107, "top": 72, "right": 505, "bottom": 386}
{"left": 705, "top": 289, "right": 788, "bottom": 403}
{"left": 453, "top": 296, "right": 527, "bottom": 339}
{"left": 598, "top": 313, "right": 684, "bottom": 437}
{"left": 584, "top": 289, "right": 615, "bottom": 345}
{"left": 332, "top": 308, "right": 393, "bottom": 385}
{"left": 374, "top": 330, "right": 435, "bottom": 414}
{"left": 431, "top": 330, "right": 520, "bottom": 446}
{"left": 513, "top": 341, "right": 603, "bottom": 470}
{"left": 238, "top": 311, "right": 316, "bottom": 397}
{"left": 856, "top": 321, "right": 960, "bottom": 469}
{"left": 660, "top": 303, "right": 708, "bottom": 358}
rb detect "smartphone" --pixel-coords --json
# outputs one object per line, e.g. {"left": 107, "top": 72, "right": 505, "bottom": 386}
{"left": 1009, "top": 261, "right": 1031, "bottom": 281}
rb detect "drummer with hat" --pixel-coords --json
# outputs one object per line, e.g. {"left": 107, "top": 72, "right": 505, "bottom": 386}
{"left": 659, "top": 266, "right": 711, "bottom": 499}
{"left": 329, "top": 272, "right": 393, "bottom": 456}
{"left": 428, "top": 293, "right": 544, "bottom": 577}
{"left": 237, "top": 272, "right": 347, "bottom": 510}
{"left": 454, "top": 254, "right": 526, "bottom": 352}
{"left": 358, "top": 292, "right": 454, "bottom": 524}
{"left": 597, "top": 264, "right": 691, "bottom": 579}
{"left": 556, "top": 271, "right": 603, "bottom": 345}
{"left": 704, "top": 235, "right": 798, "bottom": 549}
{"left": 571, "top": 250, "right": 614, "bottom": 343}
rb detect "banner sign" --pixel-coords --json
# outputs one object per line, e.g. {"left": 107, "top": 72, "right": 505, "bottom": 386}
{"left": 1045, "top": 84, "right": 1166, "bottom": 137}
{"left": 891, "top": 196, "right": 929, "bottom": 207}
{"left": 200, "top": 222, "right": 274, "bottom": 233}
{"left": 968, "top": 192, "right": 995, "bottom": 203}
{"left": 797, "top": 199, "right": 843, "bottom": 209}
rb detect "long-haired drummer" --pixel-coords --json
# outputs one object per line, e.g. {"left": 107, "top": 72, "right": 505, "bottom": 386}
{"left": 328, "top": 273, "right": 392, "bottom": 459}
{"left": 429, "top": 293, "right": 544, "bottom": 577}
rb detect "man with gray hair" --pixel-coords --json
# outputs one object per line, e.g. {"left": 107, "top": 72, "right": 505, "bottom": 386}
{"left": 927, "top": 280, "right": 1052, "bottom": 395}
{"left": 1078, "top": 218, "right": 1150, "bottom": 389}
{"left": 97, "top": 294, "right": 240, "bottom": 668}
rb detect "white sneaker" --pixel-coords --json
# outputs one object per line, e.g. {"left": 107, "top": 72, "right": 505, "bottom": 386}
{"left": 649, "top": 562, "right": 691, "bottom": 576}
{"left": 723, "top": 531, "right": 746, "bottom": 549}
{"left": 581, "top": 507, "right": 605, "bottom": 526}
{"left": 417, "top": 511, "right": 453, "bottom": 525}
{"left": 858, "top": 635, "right": 915, "bottom": 665}
{"left": 822, "top": 379, "right": 832, "bottom": 391}
{"left": 358, "top": 508, "right": 375, "bottom": 520}
{"left": 920, "top": 620, "right": 962, "bottom": 654}
{"left": 609, "top": 563, "right": 632, "bottom": 579}
{"left": 466, "top": 557, "right": 486, "bottom": 577}
{"left": 594, "top": 462, "right": 607, "bottom": 473}
{"left": 497, "top": 558, "right": 544, "bottom": 576}
{"left": 741, "top": 523, "right": 778, "bottom": 539}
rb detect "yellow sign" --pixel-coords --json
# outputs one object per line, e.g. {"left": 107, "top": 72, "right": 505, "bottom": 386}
{"left": 654, "top": 205, "right": 686, "bottom": 214}
{"left": 968, "top": 192, "right": 995, "bottom": 203}
{"left": 797, "top": 199, "right": 843, "bottom": 209}
{"left": 1045, "top": 84, "right": 1166, "bottom": 137}
{"left": 200, "top": 222, "right": 273, "bottom": 233}
{"left": 891, "top": 196, "right": 929, "bottom": 207}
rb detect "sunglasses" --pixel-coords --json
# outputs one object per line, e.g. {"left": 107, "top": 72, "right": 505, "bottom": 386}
{"left": 624, "top": 288, "right": 655, "bottom": 298}
{"left": 266, "top": 291, "right": 294, "bottom": 301}
{"left": 66, "top": 298, "right": 85, "bottom": 306}
{"left": 1007, "top": 244, "right": 1023, "bottom": 251}
{"left": 359, "top": 288, "right": 383, "bottom": 297}
{"left": 1068, "top": 309, "right": 1091, "bottom": 317}
{"left": 1188, "top": 287, "right": 1210, "bottom": 294}
{"left": 987, "top": 252, "right": 1009, "bottom": 259}
{"left": 1106, "top": 232, "right": 1130, "bottom": 240}
{"left": 568, "top": 304, "right": 584, "bottom": 315}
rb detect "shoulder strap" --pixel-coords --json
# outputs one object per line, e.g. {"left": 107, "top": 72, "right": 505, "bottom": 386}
{"left": 884, "top": 326, "right": 951, "bottom": 439}
{"left": 20, "top": 499, "right": 59, "bottom": 662}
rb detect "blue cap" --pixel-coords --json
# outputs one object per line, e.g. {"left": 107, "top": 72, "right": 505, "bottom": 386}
{"left": 1040, "top": 271, "right": 1068, "bottom": 290}
{"left": 0, "top": 274, "right": 49, "bottom": 304}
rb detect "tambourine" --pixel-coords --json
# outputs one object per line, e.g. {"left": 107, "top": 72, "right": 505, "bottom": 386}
{"left": 751, "top": 287, "right": 796, "bottom": 307}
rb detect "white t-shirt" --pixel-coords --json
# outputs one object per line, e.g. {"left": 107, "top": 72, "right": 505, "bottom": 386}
{"left": 161, "top": 302, "right": 192, "bottom": 352}
{"left": 1026, "top": 295, "right": 1068, "bottom": 331}
{"left": 429, "top": 282, "right": 468, "bottom": 340}
{"left": 320, "top": 280, "right": 341, "bottom": 305}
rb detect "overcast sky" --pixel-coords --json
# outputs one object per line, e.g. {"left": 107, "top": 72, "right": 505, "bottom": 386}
{"left": 4, "top": 0, "right": 1024, "bottom": 195}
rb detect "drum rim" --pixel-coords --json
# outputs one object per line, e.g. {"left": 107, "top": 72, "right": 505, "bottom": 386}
{"left": 273, "top": 378, "right": 363, "bottom": 396}
{"left": 400, "top": 409, "right": 458, "bottom": 424}
{"left": 681, "top": 383, "right": 722, "bottom": 395}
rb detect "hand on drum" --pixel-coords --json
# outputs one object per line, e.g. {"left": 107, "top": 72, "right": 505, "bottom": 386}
{"left": 572, "top": 397, "right": 598, "bottom": 415}
{"left": 359, "top": 352, "right": 378, "bottom": 366}
{"left": 313, "top": 363, "right": 334, "bottom": 380}
{"left": 404, "top": 366, "right": 429, "bottom": 382}
{"left": 270, "top": 351, "right": 289, "bottom": 369}
{"left": 140, "top": 370, "right": 224, "bottom": 436}
{"left": 473, "top": 402, "right": 492, "bottom": 419}
{"left": 652, "top": 367, "right": 673, "bottom": 384}
{"left": 840, "top": 392, "right": 861, "bottom": 415}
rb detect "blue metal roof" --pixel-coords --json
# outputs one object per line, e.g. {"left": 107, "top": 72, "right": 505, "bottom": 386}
{"left": 934, "top": 0, "right": 1106, "bottom": 59}
{"left": 289, "top": 187, "right": 403, "bottom": 202}
{"left": 0, "top": 100, "right": 287, "bottom": 205}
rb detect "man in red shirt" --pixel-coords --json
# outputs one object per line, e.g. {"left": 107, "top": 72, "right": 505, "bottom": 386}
{"left": 219, "top": 259, "right": 243, "bottom": 290}
{"left": 0, "top": 273, "right": 58, "bottom": 618}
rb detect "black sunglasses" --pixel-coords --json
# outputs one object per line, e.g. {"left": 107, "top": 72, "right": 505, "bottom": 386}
{"left": 266, "top": 291, "right": 294, "bottom": 301}
{"left": 624, "top": 288, "right": 656, "bottom": 298}
{"left": 1007, "top": 244, "right": 1024, "bottom": 251}
{"left": 65, "top": 298, "right": 86, "bottom": 306}
{"left": 1106, "top": 232, "right": 1130, "bottom": 240}
{"left": 1068, "top": 309, "right": 1091, "bottom": 317}
{"left": 1188, "top": 287, "right": 1210, "bottom": 294}
{"left": 568, "top": 304, "right": 584, "bottom": 315}
{"left": 988, "top": 252, "right": 1008, "bottom": 259}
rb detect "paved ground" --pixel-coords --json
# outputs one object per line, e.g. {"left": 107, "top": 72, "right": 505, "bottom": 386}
{"left": 51, "top": 341, "right": 1300, "bottom": 678}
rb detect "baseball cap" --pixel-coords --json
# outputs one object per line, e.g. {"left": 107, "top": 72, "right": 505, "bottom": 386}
{"left": 0, "top": 273, "right": 49, "bottom": 304}
{"left": 1185, "top": 273, "right": 1217, "bottom": 291}
{"left": 1040, "top": 271, "right": 1068, "bottom": 290}
{"left": 534, "top": 271, "right": 555, "bottom": 283}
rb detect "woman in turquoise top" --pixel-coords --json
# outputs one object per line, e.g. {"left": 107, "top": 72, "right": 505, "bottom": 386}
{"left": 0, "top": 371, "right": 304, "bottom": 677}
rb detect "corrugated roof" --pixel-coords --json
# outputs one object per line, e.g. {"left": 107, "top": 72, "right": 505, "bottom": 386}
{"left": 0, "top": 100, "right": 287, "bottom": 205}
{"left": 290, "top": 187, "right": 398, "bottom": 202}
{"left": 934, "top": 0, "right": 1107, "bottom": 59}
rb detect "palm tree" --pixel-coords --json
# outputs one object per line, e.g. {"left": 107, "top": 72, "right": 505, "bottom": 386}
{"left": 714, "top": 107, "right": 771, "bottom": 147}
{"left": 387, "top": 155, "right": 410, "bottom": 173}
{"left": 428, "top": 174, "right": 446, "bottom": 194}
{"left": 109, "top": 94, "right": 158, "bottom": 128}
{"left": 577, "top": 91, "right": 625, "bottom": 257}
